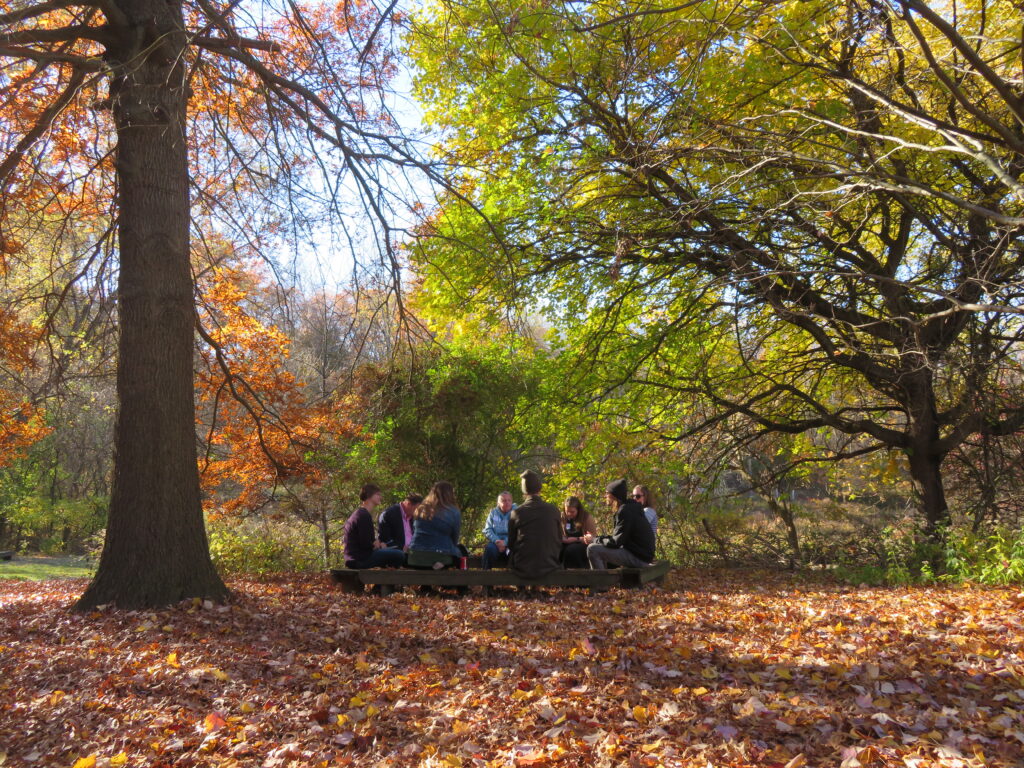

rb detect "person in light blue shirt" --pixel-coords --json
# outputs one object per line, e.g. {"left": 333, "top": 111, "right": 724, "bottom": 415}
{"left": 481, "top": 490, "right": 515, "bottom": 569}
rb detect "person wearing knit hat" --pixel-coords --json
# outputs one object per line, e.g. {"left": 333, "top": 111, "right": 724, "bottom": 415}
{"left": 587, "top": 478, "right": 655, "bottom": 571}
{"left": 507, "top": 470, "right": 563, "bottom": 579}
{"left": 605, "top": 478, "right": 629, "bottom": 504}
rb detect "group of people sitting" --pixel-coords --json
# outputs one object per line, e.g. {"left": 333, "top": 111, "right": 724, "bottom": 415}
{"left": 342, "top": 470, "right": 658, "bottom": 580}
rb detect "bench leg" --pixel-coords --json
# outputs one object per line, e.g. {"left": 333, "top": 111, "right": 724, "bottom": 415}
{"left": 334, "top": 576, "right": 362, "bottom": 594}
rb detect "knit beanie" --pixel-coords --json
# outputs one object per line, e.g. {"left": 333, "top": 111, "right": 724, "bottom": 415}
{"left": 520, "top": 469, "right": 542, "bottom": 495}
{"left": 606, "top": 478, "right": 629, "bottom": 503}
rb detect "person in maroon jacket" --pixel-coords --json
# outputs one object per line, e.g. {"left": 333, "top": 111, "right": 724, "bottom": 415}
{"left": 343, "top": 483, "right": 406, "bottom": 569}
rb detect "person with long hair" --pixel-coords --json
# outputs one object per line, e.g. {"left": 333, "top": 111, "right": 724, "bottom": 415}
{"left": 633, "top": 485, "right": 657, "bottom": 545}
{"left": 407, "top": 481, "right": 464, "bottom": 567}
{"left": 560, "top": 496, "right": 597, "bottom": 568}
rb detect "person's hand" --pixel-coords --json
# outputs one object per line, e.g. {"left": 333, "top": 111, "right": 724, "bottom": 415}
{"left": 496, "top": 540, "right": 507, "bottom": 552}
{"left": 583, "top": 533, "right": 594, "bottom": 545}
{"left": 373, "top": 540, "right": 384, "bottom": 550}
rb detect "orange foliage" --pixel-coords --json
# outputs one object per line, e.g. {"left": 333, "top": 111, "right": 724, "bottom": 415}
{"left": 196, "top": 264, "right": 360, "bottom": 515}
{"left": 0, "top": 307, "right": 49, "bottom": 466}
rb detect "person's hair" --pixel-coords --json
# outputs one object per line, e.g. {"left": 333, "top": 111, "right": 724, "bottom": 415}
{"left": 415, "top": 481, "right": 458, "bottom": 520}
{"left": 496, "top": 490, "right": 512, "bottom": 504}
{"left": 405, "top": 493, "right": 424, "bottom": 505}
{"left": 634, "top": 485, "right": 654, "bottom": 508}
{"left": 359, "top": 483, "right": 381, "bottom": 502}
{"left": 563, "top": 496, "right": 591, "bottom": 528}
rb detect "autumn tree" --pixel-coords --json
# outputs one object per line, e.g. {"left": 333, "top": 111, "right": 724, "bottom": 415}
{"left": 408, "top": 0, "right": 1024, "bottom": 538}
{"left": 1, "top": 0, "right": 422, "bottom": 607}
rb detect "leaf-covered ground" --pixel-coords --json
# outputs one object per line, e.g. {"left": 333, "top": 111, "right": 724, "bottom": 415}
{"left": 1, "top": 571, "right": 1021, "bottom": 768}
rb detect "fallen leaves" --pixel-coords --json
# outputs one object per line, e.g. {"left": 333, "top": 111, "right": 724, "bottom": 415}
{"left": 0, "top": 571, "right": 1022, "bottom": 767}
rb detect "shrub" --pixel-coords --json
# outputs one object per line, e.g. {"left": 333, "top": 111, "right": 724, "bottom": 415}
{"left": 944, "top": 528, "right": 1024, "bottom": 585}
{"left": 207, "top": 516, "right": 324, "bottom": 574}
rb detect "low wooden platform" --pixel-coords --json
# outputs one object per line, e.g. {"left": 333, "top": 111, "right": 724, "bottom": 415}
{"left": 328, "top": 560, "right": 671, "bottom": 595}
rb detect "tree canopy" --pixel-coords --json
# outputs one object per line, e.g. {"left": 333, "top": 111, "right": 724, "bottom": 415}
{"left": 408, "top": 0, "right": 1024, "bottom": 533}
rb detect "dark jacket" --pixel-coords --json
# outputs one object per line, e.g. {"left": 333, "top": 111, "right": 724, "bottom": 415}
{"left": 508, "top": 495, "right": 563, "bottom": 578}
{"left": 608, "top": 499, "right": 656, "bottom": 563}
{"left": 378, "top": 503, "right": 410, "bottom": 550}
{"left": 343, "top": 506, "right": 376, "bottom": 566}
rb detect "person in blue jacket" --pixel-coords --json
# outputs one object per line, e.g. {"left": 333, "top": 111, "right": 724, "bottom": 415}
{"left": 481, "top": 490, "right": 515, "bottom": 569}
{"left": 407, "top": 481, "right": 464, "bottom": 565}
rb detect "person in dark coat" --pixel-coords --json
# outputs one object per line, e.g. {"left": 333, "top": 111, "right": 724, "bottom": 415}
{"left": 508, "top": 470, "right": 563, "bottom": 579}
{"left": 586, "top": 478, "right": 655, "bottom": 569}
{"left": 378, "top": 493, "right": 423, "bottom": 551}
{"left": 343, "top": 483, "right": 406, "bottom": 569}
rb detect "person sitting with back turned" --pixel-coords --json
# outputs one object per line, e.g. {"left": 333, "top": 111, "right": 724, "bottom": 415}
{"left": 343, "top": 483, "right": 406, "bottom": 570}
{"left": 378, "top": 493, "right": 423, "bottom": 552}
{"left": 586, "top": 478, "right": 655, "bottom": 570}
{"left": 407, "top": 481, "right": 464, "bottom": 568}
{"left": 481, "top": 490, "right": 515, "bottom": 569}
{"left": 508, "top": 470, "right": 563, "bottom": 579}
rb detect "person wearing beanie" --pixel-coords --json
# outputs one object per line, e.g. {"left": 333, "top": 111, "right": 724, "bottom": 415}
{"left": 507, "top": 470, "right": 563, "bottom": 579}
{"left": 587, "top": 478, "right": 655, "bottom": 570}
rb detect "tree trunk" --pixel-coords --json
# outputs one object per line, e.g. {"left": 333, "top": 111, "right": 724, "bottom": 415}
{"left": 320, "top": 505, "right": 331, "bottom": 566}
{"left": 76, "top": 0, "right": 228, "bottom": 609}
{"left": 768, "top": 497, "right": 801, "bottom": 568}
{"left": 905, "top": 375, "right": 950, "bottom": 539}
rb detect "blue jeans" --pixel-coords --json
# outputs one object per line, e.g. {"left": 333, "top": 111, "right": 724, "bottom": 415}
{"left": 482, "top": 542, "right": 510, "bottom": 569}
{"left": 347, "top": 548, "right": 406, "bottom": 569}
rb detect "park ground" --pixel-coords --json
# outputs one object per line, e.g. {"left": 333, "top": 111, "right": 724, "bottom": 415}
{"left": 0, "top": 571, "right": 1021, "bottom": 768}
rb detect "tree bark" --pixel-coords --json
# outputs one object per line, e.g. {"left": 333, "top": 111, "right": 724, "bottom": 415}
{"left": 76, "top": 0, "right": 228, "bottom": 609}
{"left": 904, "top": 373, "right": 950, "bottom": 539}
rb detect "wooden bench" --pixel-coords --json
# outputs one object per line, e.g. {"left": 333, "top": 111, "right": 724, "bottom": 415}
{"left": 329, "top": 560, "right": 671, "bottom": 596}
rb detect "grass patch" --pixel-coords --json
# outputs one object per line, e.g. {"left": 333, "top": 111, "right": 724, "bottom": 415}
{"left": 0, "top": 555, "right": 94, "bottom": 581}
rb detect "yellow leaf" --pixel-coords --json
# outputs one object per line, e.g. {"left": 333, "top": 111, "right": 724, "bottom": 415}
{"left": 349, "top": 695, "right": 366, "bottom": 707}
{"left": 110, "top": 754, "right": 129, "bottom": 767}
{"left": 239, "top": 702, "right": 255, "bottom": 713}
{"left": 632, "top": 705, "right": 649, "bottom": 723}
{"left": 692, "top": 686, "right": 709, "bottom": 696}
{"left": 701, "top": 666, "right": 719, "bottom": 680}
{"left": 166, "top": 652, "right": 180, "bottom": 668}
{"left": 511, "top": 689, "right": 531, "bottom": 701}
{"left": 210, "top": 668, "right": 229, "bottom": 681}
{"left": 72, "top": 758, "right": 96, "bottom": 768}
{"left": 366, "top": 704, "right": 379, "bottom": 718}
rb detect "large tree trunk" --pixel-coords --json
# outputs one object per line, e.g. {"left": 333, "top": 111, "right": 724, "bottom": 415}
{"left": 76, "top": 0, "right": 228, "bottom": 609}
{"left": 905, "top": 374, "right": 950, "bottom": 540}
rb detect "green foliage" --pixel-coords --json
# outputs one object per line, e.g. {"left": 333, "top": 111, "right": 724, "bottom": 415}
{"left": 0, "top": 444, "right": 108, "bottom": 554}
{"left": 322, "top": 337, "right": 550, "bottom": 533}
{"left": 944, "top": 528, "right": 1024, "bottom": 586}
{"left": 207, "top": 517, "right": 324, "bottom": 575}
